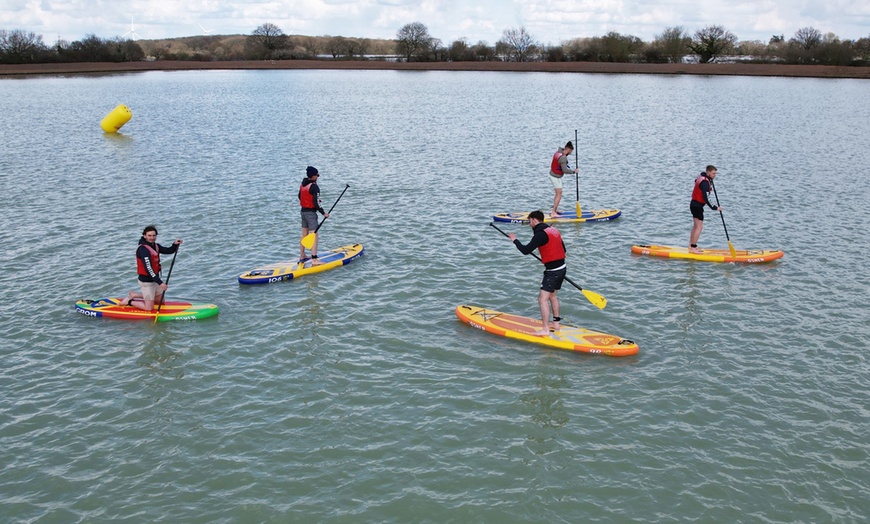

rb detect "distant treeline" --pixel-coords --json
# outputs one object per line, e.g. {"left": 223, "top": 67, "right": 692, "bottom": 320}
{"left": 2, "top": 23, "right": 869, "bottom": 66}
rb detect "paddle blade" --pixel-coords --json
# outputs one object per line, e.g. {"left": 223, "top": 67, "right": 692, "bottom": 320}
{"left": 301, "top": 232, "right": 316, "bottom": 249}
{"left": 575, "top": 201, "right": 582, "bottom": 216}
{"left": 728, "top": 241, "right": 737, "bottom": 259}
{"left": 582, "top": 289, "right": 607, "bottom": 310}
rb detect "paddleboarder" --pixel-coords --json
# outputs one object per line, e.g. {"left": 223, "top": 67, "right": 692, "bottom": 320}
{"left": 689, "top": 165, "right": 722, "bottom": 253}
{"left": 507, "top": 210, "right": 567, "bottom": 336}
{"left": 548, "top": 141, "right": 578, "bottom": 218}
{"left": 299, "top": 166, "right": 329, "bottom": 265}
{"left": 121, "top": 225, "right": 182, "bottom": 311}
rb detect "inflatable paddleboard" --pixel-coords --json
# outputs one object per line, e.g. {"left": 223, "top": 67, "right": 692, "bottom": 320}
{"left": 238, "top": 243, "right": 364, "bottom": 284}
{"left": 631, "top": 244, "right": 784, "bottom": 264}
{"left": 75, "top": 298, "right": 219, "bottom": 322}
{"left": 492, "top": 209, "right": 621, "bottom": 224}
{"left": 455, "top": 305, "right": 639, "bottom": 357}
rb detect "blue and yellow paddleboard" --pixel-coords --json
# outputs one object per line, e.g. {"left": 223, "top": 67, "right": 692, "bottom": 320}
{"left": 239, "top": 243, "right": 364, "bottom": 284}
{"left": 75, "top": 298, "right": 219, "bottom": 321}
{"left": 492, "top": 209, "right": 621, "bottom": 224}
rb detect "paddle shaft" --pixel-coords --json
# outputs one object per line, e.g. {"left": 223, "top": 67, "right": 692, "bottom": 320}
{"left": 489, "top": 222, "right": 586, "bottom": 293}
{"left": 312, "top": 184, "right": 350, "bottom": 236}
{"left": 574, "top": 129, "right": 579, "bottom": 204}
{"left": 154, "top": 246, "right": 179, "bottom": 321}
{"left": 709, "top": 180, "right": 731, "bottom": 241}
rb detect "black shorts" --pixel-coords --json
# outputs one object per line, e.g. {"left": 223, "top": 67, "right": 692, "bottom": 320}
{"left": 540, "top": 267, "right": 566, "bottom": 293}
{"left": 690, "top": 201, "right": 705, "bottom": 221}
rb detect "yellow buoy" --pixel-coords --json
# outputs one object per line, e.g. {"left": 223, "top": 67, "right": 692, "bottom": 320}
{"left": 100, "top": 104, "right": 132, "bottom": 133}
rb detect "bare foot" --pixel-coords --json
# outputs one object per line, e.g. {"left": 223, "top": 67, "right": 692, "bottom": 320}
{"left": 551, "top": 211, "right": 562, "bottom": 218}
{"left": 550, "top": 323, "right": 561, "bottom": 331}
{"left": 530, "top": 329, "right": 551, "bottom": 337}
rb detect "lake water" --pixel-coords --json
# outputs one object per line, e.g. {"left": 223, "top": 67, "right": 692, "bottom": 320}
{"left": 1, "top": 69, "right": 868, "bottom": 522}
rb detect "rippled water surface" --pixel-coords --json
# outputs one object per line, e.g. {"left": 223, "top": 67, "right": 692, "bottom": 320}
{"left": 1, "top": 70, "right": 869, "bottom": 522}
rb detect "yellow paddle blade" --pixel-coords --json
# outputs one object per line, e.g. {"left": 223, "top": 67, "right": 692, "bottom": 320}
{"left": 575, "top": 201, "right": 582, "bottom": 216}
{"left": 301, "top": 232, "right": 316, "bottom": 249}
{"left": 728, "top": 241, "right": 737, "bottom": 259}
{"left": 582, "top": 289, "right": 607, "bottom": 310}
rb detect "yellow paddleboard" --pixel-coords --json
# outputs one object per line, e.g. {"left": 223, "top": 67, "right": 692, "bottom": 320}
{"left": 631, "top": 244, "right": 783, "bottom": 264}
{"left": 456, "top": 305, "right": 638, "bottom": 357}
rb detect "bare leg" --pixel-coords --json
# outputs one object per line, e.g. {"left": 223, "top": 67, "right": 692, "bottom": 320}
{"left": 689, "top": 218, "right": 704, "bottom": 252}
{"left": 550, "top": 293, "right": 560, "bottom": 330}
{"left": 531, "top": 290, "right": 553, "bottom": 336}
{"left": 552, "top": 188, "right": 563, "bottom": 216}
{"left": 300, "top": 226, "right": 309, "bottom": 260}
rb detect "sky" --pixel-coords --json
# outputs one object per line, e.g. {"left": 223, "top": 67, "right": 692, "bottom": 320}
{"left": 1, "top": 0, "right": 868, "bottom": 46}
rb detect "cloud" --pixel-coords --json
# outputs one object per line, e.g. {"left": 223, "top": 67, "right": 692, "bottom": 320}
{"left": 0, "top": 0, "right": 867, "bottom": 46}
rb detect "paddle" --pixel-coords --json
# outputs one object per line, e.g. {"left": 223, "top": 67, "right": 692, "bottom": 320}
{"left": 489, "top": 222, "right": 607, "bottom": 310}
{"left": 301, "top": 184, "right": 350, "bottom": 250}
{"left": 153, "top": 245, "right": 179, "bottom": 323}
{"left": 710, "top": 179, "right": 737, "bottom": 259}
{"left": 574, "top": 129, "right": 581, "bottom": 216}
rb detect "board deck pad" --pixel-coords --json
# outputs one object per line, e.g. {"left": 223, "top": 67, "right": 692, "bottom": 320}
{"left": 492, "top": 209, "right": 621, "bottom": 224}
{"left": 75, "top": 298, "right": 219, "bottom": 322}
{"left": 238, "top": 243, "right": 364, "bottom": 284}
{"left": 455, "top": 304, "right": 638, "bottom": 357}
{"left": 631, "top": 244, "right": 784, "bottom": 264}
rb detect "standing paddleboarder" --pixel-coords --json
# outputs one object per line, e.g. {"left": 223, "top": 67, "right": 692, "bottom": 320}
{"left": 507, "top": 210, "right": 568, "bottom": 336}
{"left": 689, "top": 165, "right": 722, "bottom": 253}
{"left": 298, "top": 166, "right": 329, "bottom": 265}
{"left": 121, "top": 225, "right": 182, "bottom": 311}
{"left": 548, "top": 140, "right": 578, "bottom": 218}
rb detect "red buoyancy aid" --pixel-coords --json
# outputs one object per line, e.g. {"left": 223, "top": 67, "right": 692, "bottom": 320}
{"left": 136, "top": 243, "right": 161, "bottom": 277}
{"left": 692, "top": 174, "right": 711, "bottom": 204}
{"left": 550, "top": 150, "right": 564, "bottom": 176}
{"left": 538, "top": 226, "right": 566, "bottom": 263}
{"left": 299, "top": 182, "right": 317, "bottom": 209}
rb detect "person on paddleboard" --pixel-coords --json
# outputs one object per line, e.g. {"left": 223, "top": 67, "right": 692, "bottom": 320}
{"left": 548, "top": 141, "right": 578, "bottom": 218}
{"left": 689, "top": 165, "right": 722, "bottom": 253}
{"left": 508, "top": 210, "right": 567, "bottom": 336}
{"left": 121, "top": 225, "right": 182, "bottom": 311}
{"left": 299, "top": 166, "right": 329, "bottom": 265}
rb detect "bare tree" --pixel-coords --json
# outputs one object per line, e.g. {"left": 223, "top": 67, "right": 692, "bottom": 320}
{"left": 498, "top": 26, "right": 538, "bottom": 62}
{"left": 250, "top": 23, "right": 287, "bottom": 59}
{"left": 688, "top": 25, "right": 737, "bottom": 63}
{"left": 396, "top": 22, "right": 435, "bottom": 61}
{"left": 790, "top": 27, "right": 822, "bottom": 50}
{"left": 0, "top": 29, "right": 47, "bottom": 64}
{"left": 654, "top": 26, "right": 691, "bottom": 63}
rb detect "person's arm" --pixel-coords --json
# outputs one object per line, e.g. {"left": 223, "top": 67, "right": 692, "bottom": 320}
{"left": 513, "top": 228, "right": 548, "bottom": 255}
{"left": 699, "top": 180, "right": 718, "bottom": 210}
{"left": 312, "top": 185, "right": 326, "bottom": 214}
{"left": 559, "top": 155, "right": 576, "bottom": 175}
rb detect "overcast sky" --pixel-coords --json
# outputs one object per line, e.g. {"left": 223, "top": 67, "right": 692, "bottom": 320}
{"left": 2, "top": 0, "right": 868, "bottom": 45}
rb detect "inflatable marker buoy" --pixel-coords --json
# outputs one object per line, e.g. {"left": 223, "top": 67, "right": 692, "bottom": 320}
{"left": 100, "top": 104, "right": 132, "bottom": 133}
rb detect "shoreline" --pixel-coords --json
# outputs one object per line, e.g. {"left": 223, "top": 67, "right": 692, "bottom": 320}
{"left": 2, "top": 60, "right": 869, "bottom": 79}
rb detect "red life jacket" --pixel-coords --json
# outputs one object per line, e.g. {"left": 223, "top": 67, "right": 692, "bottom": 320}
{"left": 550, "top": 150, "right": 564, "bottom": 176}
{"left": 692, "top": 174, "right": 711, "bottom": 204}
{"left": 136, "top": 243, "right": 161, "bottom": 277}
{"left": 299, "top": 182, "right": 317, "bottom": 209}
{"left": 538, "top": 226, "right": 566, "bottom": 263}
